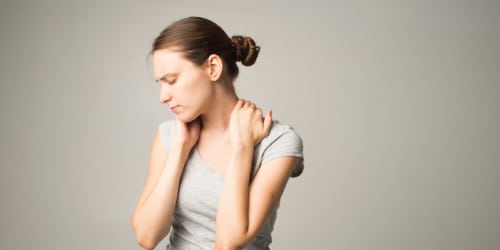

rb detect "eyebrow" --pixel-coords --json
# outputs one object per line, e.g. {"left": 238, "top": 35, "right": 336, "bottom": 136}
{"left": 155, "top": 73, "right": 177, "bottom": 82}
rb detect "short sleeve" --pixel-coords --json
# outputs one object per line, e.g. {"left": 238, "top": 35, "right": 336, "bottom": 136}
{"left": 158, "top": 120, "right": 176, "bottom": 152}
{"left": 253, "top": 121, "right": 305, "bottom": 178}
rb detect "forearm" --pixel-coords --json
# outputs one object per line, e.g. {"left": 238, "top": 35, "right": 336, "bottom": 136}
{"left": 215, "top": 144, "right": 254, "bottom": 248}
{"left": 132, "top": 143, "right": 191, "bottom": 249}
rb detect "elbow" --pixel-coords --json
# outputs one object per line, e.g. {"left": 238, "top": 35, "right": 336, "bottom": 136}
{"left": 136, "top": 236, "right": 157, "bottom": 250}
{"left": 215, "top": 225, "right": 253, "bottom": 249}
{"left": 137, "top": 240, "right": 156, "bottom": 250}
{"left": 133, "top": 228, "right": 160, "bottom": 250}
{"left": 215, "top": 240, "right": 243, "bottom": 250}
{"left": 135, "top": 237, "right": 154, "bottom": 250}
{"left": 215, "top": 235, "right": 247, "bottom": 250}
{"left": 131, "top": 214, "right": 165, "bottom": 250}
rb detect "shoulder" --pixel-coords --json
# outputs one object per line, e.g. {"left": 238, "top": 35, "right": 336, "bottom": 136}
{"left": 262, "top": 121, "right": 303, "bottom": 147}
{"left": 255, "top": 120, "right": 305, "bottom": 177}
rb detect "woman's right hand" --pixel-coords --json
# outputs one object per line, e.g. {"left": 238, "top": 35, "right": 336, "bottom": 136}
{"left": 173, "top": 117, "right": 201, "bottom": 149}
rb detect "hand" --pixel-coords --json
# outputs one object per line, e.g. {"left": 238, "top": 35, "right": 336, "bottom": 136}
{"left": 173, "top": 117, "right": 201, "bottom": 149}
{"left": 229, "top": 99, "right": 272, "bottom": 148}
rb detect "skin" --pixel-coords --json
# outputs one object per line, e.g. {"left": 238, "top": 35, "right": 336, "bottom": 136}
{"left": 131, "top": 48, "right": 300, "bottom": 250}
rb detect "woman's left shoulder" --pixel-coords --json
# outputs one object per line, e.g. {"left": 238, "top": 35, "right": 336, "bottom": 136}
{"left": 254, "top": 120, "right": 305, "bottom": 177}
{"left": 262, "top": 120, "right": 303, "bottom": 146}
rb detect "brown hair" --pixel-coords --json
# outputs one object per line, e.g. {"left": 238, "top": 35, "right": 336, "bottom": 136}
{"left": 152, "top": 16, "right": 260, "bottom": 80}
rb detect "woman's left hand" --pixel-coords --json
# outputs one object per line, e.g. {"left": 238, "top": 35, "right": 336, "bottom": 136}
{"left": 229, "top": 99, "right": 273, "bottom": 148}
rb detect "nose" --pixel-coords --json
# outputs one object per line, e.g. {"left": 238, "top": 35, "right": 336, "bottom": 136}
{"left": 159, "top": 84, "right": 172, "bottom": 104}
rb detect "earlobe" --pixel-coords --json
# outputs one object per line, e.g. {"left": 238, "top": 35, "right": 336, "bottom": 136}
{"left": 207, "top": 54, "right": 223, "bottom": 82}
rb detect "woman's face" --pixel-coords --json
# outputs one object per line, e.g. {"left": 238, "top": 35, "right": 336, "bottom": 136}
{"left": 152, "top": 49, "right": 214, "bottom": 122}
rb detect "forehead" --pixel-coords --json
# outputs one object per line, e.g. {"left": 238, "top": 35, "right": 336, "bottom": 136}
{"left": 152, "top": 49, "right": 188, "bottom": 78}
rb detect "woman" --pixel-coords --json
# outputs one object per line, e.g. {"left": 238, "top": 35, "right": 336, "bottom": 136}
{"left": 131, "top": 16, "right": 304, "bottom": 250}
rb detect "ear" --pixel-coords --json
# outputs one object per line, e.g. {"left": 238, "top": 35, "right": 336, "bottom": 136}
{"left": 206, "top": 54, "right": 223, "bottom": 81}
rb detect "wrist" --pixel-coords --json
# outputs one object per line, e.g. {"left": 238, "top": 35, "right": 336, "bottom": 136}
{"left": 170, "top": 141, "right": 193, "bottom": 155}
{"left": 231, "top": 142, "right": 253, "bottom": 153}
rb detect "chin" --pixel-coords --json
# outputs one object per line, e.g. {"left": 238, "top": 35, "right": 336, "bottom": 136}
{"left": 175, "top": 112, "right": 199, "bottom": 123}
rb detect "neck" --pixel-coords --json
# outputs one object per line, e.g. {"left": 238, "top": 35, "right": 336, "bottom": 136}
{"left": 199, "top": 82, "right": 238, "bottom": 134}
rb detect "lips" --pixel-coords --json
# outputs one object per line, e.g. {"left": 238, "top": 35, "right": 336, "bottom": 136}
{"left": 170, "top": 105, "right": 180, "bottom": 113}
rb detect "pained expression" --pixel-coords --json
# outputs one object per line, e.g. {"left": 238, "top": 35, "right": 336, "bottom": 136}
{"left": 153, "top": 49, "right": 214, "bottom": 122}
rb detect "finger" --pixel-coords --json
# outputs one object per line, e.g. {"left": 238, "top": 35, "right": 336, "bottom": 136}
{"left": 241, "top": 99, "right": 249, "bottom": 108}
{"left": 263, "top": 110, "right": 273, "bottom": 135}
{"left": 175, "top": 116, "right": 185, "bottom": 127}
{"left": 249, "top": 102, "right": 257, "bottom": 110}
{"left": 256, "top": 108, "right": 263, "bottom": 117}
{"left": 234, "top": 99, "right": 244, "bottom": 110}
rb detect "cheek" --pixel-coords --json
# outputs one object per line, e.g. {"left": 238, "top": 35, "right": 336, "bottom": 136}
{"left": 184, "top": 74, "right": 211, "bottom": 99}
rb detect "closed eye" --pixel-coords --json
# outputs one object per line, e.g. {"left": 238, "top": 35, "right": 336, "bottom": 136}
{"left": 156, "top": 72, "right": 177, "bottom": 85}
{"left": 155, "top": 79, "right": 175, "bottom": 85}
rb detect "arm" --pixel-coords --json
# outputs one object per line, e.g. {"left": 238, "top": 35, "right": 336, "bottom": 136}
{"left": 131, "top": 119, "right": 200, "bottom": 250}
{"left": 215, "top": 100, "right": 300, "bottom": 249}
{"left": 216, "top": 152, "right": 299, "bottom": 249}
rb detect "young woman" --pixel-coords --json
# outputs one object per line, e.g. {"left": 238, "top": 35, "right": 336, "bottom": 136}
{"left": 131, "top": 17, "right": 304, "bottom": 250}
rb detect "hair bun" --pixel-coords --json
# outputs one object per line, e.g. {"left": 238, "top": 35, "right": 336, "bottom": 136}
{"left": 231, "top": 35, "right": 260, "bottom": 66}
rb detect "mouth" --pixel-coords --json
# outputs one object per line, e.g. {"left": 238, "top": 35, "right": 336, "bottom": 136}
{"left": 170, "top": 105, "right": 180, "bottom": 113}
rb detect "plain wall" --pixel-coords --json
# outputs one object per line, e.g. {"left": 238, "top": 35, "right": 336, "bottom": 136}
{"left": 1, "top": 0, "right": 499, "bottom": 249}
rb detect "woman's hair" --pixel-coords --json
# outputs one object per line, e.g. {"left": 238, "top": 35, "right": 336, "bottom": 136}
{"left": 152, "top": 16, "right": 260, "bottom": 80}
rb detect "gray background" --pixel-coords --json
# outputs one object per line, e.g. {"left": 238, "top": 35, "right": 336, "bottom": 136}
{"left": 1, "top": 0, "right": 499, "bottom": 249}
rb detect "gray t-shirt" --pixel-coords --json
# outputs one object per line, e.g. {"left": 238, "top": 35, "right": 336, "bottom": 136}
{"left": 159, "top": 120, "right": 304, "bottom": 250}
